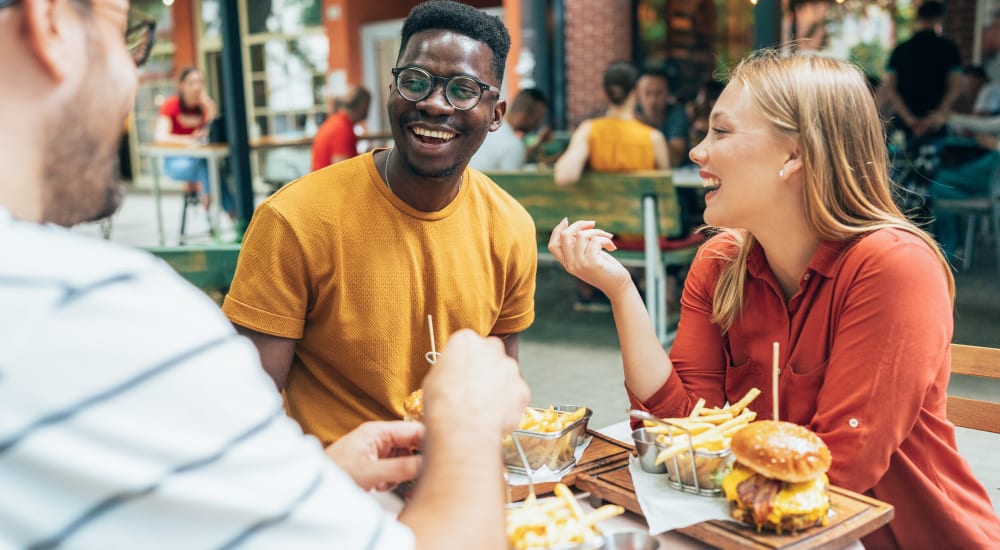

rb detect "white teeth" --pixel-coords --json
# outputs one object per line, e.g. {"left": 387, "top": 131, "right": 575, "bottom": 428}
{"left": 413, "top": 127, "right": 456, "bottom": 141}
{"left": 702, "top": 177, "right": 721, "bottom": 189}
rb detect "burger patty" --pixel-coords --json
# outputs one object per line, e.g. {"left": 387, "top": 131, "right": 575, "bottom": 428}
{"left": 730, "top": 472, "right": 828, "bottom": 534}
{"left": 736, "top": 474, "right": 782, "bottom": 526}
{"left": 729, "top": 503, "right": 826, "bottom": 534}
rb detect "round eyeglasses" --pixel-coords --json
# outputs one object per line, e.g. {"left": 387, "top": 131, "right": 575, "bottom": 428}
{"left": 391, "top": 66, "right": 500, "bottom": 111}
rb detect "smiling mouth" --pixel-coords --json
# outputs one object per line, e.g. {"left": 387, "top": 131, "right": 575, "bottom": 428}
{"left": 412, "top": 126, "right": 456, "bottom": 144}
{"left": 702, "top": 176, "right": 721, "bottom": 190}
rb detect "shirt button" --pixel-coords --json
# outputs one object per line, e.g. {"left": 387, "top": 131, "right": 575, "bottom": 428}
{"left": 804, "top": 273, "right": 811, "bottom": 281}
{"left": 849, "top": 418, "right": 860, "bottom": 428}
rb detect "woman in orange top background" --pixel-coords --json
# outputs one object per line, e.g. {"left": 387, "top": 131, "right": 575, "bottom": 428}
{"left": 554, "top": 61, "right": 670, "bottom": 186}
{"left": 549, "top": 51, "right": 1000, "bottom": 548}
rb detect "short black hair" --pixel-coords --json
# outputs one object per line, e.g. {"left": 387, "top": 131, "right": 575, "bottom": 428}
{"left": 603, "top": 61, "right": 639, "bottom": 106}
{"left": 510, "top": 88, "right": 548, "bottom": 113}
{"left": 399, "top": 0, "right": 511, "bottom": 84}
{"left": 917, "top": 1, "right": 945, "bottom": 21}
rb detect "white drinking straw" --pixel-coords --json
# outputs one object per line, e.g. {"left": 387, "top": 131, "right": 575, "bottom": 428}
{"left": 426, "top": 314, "right": 438, "bottom": 364}
{"left": 772, "top": 341, "right": 780, "bottom": 421}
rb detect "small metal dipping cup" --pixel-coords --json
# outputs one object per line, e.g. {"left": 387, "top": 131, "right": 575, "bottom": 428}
{"left": 631, "top": 428, "right": 667, "bottom": 474}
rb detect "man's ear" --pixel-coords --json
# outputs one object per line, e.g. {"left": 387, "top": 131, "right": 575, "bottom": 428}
{"left": 489, "top": 99, "right": 507, "bottom": 132}
{"left": 23, "top": 0, "right": 77, "bottom": 82}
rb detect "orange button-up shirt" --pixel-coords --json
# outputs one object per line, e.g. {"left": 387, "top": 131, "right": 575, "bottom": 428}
{"left": 633, "top": 228, "right": 1000, "bottom": 549}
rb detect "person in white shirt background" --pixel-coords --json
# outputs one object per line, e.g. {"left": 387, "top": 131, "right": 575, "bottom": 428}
{"left": 470, "top": 87, "right": 549, "bottom": 171}
{"left": 0, "top": 0, "right": 530, "bottom": 548}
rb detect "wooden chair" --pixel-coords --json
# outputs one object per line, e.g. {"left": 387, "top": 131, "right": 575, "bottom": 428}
{"left": 947, "top": 343, "right": 1000, "bottom": 434}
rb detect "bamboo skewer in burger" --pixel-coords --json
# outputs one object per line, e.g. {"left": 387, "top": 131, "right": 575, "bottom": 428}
{"left": 403, "top": 315, "right": 439, "bottom": 422}
{"left": 720, "top": 342, "right": 833, "bottom": 534}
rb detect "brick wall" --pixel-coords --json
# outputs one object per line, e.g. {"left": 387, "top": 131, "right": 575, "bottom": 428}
{"left": 945, "top": 0, "right": 979, "bottom": 64}
{"left": 564, "top": 0, "right": 634, "bottom": 128}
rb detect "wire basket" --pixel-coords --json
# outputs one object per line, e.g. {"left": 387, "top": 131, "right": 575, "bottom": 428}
{"left": 653, "top": 421, "right": 734, "bottom": 497}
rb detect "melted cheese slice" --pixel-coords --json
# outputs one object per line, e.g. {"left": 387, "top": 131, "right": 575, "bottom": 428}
{"left": 722, "top": 465, "right": 831, "bottom": 529}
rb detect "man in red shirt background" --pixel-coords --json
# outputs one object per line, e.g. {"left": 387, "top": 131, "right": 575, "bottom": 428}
{"left": 311, "top": 86, "right": 371, "bottom": 170}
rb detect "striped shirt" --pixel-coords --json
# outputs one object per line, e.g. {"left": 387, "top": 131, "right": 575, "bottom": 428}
{"left": 0, "top": 209, "right": 414, "bottom": 549}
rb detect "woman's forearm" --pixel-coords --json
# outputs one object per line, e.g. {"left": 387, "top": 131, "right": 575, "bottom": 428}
{"left": 607, "top": 282, "right": 673, "bottom": 402}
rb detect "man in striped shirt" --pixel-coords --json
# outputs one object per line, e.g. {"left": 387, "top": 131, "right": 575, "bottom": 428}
{"left": 0, "top": 1, "right": 530, "bottom": 548}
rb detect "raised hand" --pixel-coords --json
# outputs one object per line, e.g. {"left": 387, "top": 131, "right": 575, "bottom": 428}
{"left": 548, "top": 219, "right": 633, "bottom": 299}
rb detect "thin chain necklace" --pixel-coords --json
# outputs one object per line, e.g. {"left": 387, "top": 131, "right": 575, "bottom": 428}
{"left": 384, "top": 148, "right": 394, "bottom": 194}
{"left": 384, "top": 147, "right": 463, "bottom": 203}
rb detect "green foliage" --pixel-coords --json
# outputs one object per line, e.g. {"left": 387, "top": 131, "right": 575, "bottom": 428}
{"left": 850, "top": 41, "right": 888, "bottom": 79}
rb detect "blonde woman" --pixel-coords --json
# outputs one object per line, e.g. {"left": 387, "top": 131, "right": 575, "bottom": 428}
{"left": 549, "top": 52, "right": 1000, "bottom": 548}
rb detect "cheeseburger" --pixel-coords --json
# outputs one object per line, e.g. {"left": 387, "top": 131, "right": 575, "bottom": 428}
{"left": 403, "top": 389, "right": 423, "bottom": 422}
{"left": 721, "top": 420, "right": 832, "bottom": 534}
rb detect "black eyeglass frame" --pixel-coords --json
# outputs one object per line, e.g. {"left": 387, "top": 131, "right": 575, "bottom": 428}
{"left": 0, "top": 0, "right": 156, "bottom": 67}
{"left": 126, "top": 11, "right": 157, "bottom": 67}
{"left": 391, "top": 66, "right": 500, "bottom": 111}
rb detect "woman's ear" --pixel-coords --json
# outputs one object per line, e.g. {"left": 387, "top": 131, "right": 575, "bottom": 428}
{"left": 780, "top": 146, "right": 803, "bottom": 180}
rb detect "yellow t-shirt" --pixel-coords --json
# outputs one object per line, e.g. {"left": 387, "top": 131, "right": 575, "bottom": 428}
{"left": 222, "top": 151, "right": 537, "bottom": 443}
{"left": 586, "top": 117, "right": 656, "bottom": 171}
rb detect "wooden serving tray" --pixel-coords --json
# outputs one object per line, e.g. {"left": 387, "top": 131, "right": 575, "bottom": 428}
{"left": 575, "top": 460, "right": 895, "bottom": 549}
{"left": 509, "top": 430, "right": 632, "bottom": 502}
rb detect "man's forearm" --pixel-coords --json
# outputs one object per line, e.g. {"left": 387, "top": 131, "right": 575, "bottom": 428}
{"left": 399, "top": 429, "right": 507, "bottom": 550}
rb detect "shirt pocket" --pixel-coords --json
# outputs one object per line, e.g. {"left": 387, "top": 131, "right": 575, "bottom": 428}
{"left": 725, "top": 357, "right": 769, "bottom": 409}
{"left": 783, "top": 359, "right": 828, "bottom": 422}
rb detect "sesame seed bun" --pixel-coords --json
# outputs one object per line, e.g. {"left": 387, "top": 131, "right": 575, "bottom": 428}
{"left": 730, "top": 420, "right": 832, "bottom": 483}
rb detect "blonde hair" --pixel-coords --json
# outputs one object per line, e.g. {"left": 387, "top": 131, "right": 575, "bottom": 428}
{"left": 709, "top": 51, "right": 955, "bottom": 331}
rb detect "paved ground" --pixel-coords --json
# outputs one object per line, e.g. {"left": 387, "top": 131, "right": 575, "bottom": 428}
{"left": 75, "top": 187, "right": 1000, "bottom": 515}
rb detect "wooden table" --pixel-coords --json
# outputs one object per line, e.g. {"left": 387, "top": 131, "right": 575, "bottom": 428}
{"left": 249, "top": 135, "right": 313, "bottom": 151}
{"left": 506, "top": 424, "right": 887, "bottom": 548}
{"left": 140, "top": 143, "right": 230, "bottom": 246}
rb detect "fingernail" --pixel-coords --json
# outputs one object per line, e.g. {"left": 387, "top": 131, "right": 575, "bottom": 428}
{"left": 561, "top": 217, "right": 568, "bottom": 224}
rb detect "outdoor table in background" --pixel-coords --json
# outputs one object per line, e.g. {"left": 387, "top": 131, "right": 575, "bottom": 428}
{"left": 670, "top": 165, "right": 704, "bottom": 189}
{"left": 140, "top": 143, "right": 230, "bottom": 246}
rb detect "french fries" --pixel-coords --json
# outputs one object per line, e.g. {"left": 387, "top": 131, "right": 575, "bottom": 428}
{"left": 504, "top": 407, "right": 590, "bottom": 472}
{"left": 518, "top": 406, "right": 588, "bottom": 433}
{"left": 642, "top": 388, "right": 762, "bottom": 490}
{"left": 506, "top": 483, "right": 624, "bottom": 550}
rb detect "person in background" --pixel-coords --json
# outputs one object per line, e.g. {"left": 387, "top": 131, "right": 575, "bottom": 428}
{"left": 154, "top": 66, "right": 234, "bottom": 217}
{"left": 684, "top": 78, "right": 725, "bottom": 166}
{"left": 953, "top": 65, "right": 988, "bottom": 115}
{"left": 0, "top": 1, "right": 530, "bottom": 548}
{"left": 554, "top": 61, "right": 670, "bottom": 311}
{"left": 933, "top": 111, "right": 1000, "bottom": 259}
{"left": 634, "top": 68, "right": 688, "bottom": 167}
{"left": 555, "top": 61, "right": 669, "bottom": 185}
{"left": 549, "top": 51, "right": 1000, "bottom": 549}
{"left": 469, "top": 87, "right": 549, "bottom": 171}
{"left": 311, "top": 86, "right": 371, "bottom": 171}
{"left": 880, "top": 0, "right": 962, "bottom": 140}
{"left": 223, "top": 0, "right": 537, "bottom": 445}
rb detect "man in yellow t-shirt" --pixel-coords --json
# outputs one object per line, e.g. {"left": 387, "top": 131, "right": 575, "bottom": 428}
{"left": 223, "top": 2, "right": 536, "bottom": 444}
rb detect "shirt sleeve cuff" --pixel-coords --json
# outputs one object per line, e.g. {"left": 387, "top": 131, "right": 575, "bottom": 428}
{"left": 222, "top": 295, "right": 305, "bottom": 339}
{"left": 626, "top": 372, "right": 689, "bottom": 429}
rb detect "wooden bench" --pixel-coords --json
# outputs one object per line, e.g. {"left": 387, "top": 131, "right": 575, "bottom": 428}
{"left": 948, "top": 343, "right": 1000, "bottom": 434}
{"left": 485, "top": 170, "right": 703, "bottom": 344}
{"left": 145, "top": 243, "right": 242, "bottom": 293}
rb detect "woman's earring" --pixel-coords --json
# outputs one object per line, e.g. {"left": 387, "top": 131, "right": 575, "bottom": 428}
{"left": 779, "top": 169, "right": 785, "bottom": 177}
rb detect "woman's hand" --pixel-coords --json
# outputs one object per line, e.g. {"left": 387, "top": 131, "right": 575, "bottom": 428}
{"left": 548, "top": 218, "right": 632, "bottom": 299}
